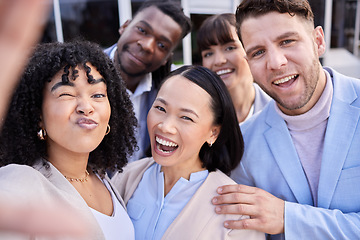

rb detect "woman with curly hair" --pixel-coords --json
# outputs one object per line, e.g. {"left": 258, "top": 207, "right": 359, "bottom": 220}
{"left": 0, "top": 40, "right": 137, "bottom": 239}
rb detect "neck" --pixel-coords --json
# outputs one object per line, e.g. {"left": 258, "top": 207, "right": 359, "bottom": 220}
{"left": 120, "top": 71, "right": 143, "bottom": 93}
{"left": 47, "top": 150, "right": 89, "bottom": 179}
{"left": 161, "top": 160, "right": 205, "bottom": 196}
{"left": 114, "top": 49, "right": 144, "bottom": 93}
{"left": 229, "top": 81, "right": 255, "bottom": 123}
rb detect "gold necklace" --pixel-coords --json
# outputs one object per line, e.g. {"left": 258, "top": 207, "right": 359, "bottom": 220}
{"left": 64, "top": 170, "right": 89, "bottom": 183}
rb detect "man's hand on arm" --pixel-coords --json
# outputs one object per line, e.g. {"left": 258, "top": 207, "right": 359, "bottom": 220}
{"left": 212, "top": 184, "right": 285, "bottom": 235}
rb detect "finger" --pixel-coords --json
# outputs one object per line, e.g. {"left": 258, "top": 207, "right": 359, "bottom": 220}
{"left": 212, "top": 191, "right": 255, "bottom": 205}
{"left": 224, "top": 218, "right": 263, "bottom": 232}
{"left": 225, "top": 217, "right": 283, "bottom": 235}
{"left": 215, "top": 203, "right": 258, "bottom": 217}
{"left": 216, "top": 184, "right": 257, "bottom": 195}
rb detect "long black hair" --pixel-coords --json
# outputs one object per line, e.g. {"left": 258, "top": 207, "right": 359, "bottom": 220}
{"left": 159, "top": 65, "right": 244, "bottom": 175}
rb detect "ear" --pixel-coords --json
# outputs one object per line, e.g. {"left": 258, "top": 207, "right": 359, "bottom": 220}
{"left": 207, "top": 125, "right": 221, "bottom": 146}
{"left": 119, "top": 19, "right": 131, "bottom": 35}
{"left": 313, "top": 26, "right": 326, "bottom": 57}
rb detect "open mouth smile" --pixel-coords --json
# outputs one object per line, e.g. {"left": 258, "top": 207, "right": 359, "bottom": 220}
{"left": 155, "top": 136, "right": 178, "bottom": 153}
{"left": 273, "top": 74, "right": 299, "bottom": 86}
{"left": 216, "top": 68, "right": 234, "bottom": 76}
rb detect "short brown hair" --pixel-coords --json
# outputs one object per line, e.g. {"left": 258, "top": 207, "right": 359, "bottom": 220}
{"left": 236, "top": 0, "right": 314, "bottom": 41}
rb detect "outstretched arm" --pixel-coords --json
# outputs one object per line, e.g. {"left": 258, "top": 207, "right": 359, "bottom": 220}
{"left": 0, "top": 199, "right": 88, "bottom": 237}
{"left": 0, "top": 0, "right": 49, "bottom": 123}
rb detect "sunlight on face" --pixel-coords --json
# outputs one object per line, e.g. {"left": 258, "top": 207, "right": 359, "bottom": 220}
{"left": 41, "top": 63, "right": 111, "bottom": 157}
{"left": 201, "top": 25, "right": 251, "bottom": 90}
{"left": 147, "top": 75, "right": 219, "bottom": 171}
{"left": 241, "top": 12, "right": 325, "bottom": 115}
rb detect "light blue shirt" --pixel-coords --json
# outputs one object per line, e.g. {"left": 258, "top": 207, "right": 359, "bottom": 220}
{"left": 127, "top": 163, "right": 208, "bottom": 240}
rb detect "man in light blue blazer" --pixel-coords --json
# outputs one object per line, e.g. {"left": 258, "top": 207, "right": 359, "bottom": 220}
{"left": 211, "top": 0, "right": 360, "bottom": 239}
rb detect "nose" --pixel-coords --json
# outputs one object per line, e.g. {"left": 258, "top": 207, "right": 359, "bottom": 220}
{"left": 76, "top": 97, "right": 94, "bottom": 115}
{"left": 158, "top": 117, "right": 177, "bottom": 135}
{"left": 214, "top": 51, "right": 227, "bottom": 66}
{"left": 137, "top": 36, "right": 155, "bottom": 54}
{"left": 266, "top": 47, "right": 287, "bottom": 70}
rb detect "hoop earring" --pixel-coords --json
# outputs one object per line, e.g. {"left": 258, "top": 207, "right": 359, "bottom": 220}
{"left": 37, "top": 128, "right": 46, "bottom": 140}
{"left": 208, "top": 141, "right": 213, "bottom": 147}
{"left": 105, "top": 124, "right": 110, "bottom": 135}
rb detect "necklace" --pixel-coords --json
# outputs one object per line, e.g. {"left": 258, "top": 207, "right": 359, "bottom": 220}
{"left": 64, "top": 170, "right": 89, "bottom": 183}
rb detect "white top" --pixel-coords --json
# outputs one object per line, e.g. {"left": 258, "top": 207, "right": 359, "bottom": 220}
{"left": 90, "top": 178, "right": 135, "bottom": 240}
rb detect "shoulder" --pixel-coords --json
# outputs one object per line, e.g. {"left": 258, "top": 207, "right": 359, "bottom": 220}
{"left": 0, "top": 164, "right": 50, "bottom": 199}
{"left": 103, "top": 44, "right": 116, "bottom": 56}
{"left": 0, "top": 164, "right": 42, "bottom": 181}
{"left": 123, "top": 157, "right": 155, "bottom": 173}
{"left": 326, "top": 67, "right": 360, "bottom": 106}
{"left": 253, "top": 83, "right": 271, "bottom": 104}
{"left": 206, "top": 170, "right": 236, "bottom": 186}
{"left": 241, "top": 102, "right": 272, "bottom": 135}
{"left": 111, "top": 158, "right": 155, "bottom": 200}
{"left": 326, "top": 67, "right": 360, "bottom": 90}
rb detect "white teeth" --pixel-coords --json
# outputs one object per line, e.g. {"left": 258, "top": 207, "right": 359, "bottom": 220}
{"left": 156, "top": 136, "right": 178, "bottom": 147}
{"left": 156, "top": 145, "right": 172, "bottom": 153}
{"left": 273, "top": 75, "right": 297, "bottom": 85}
{"left": 216, "top": 69, "right": 232, "bottom": 75}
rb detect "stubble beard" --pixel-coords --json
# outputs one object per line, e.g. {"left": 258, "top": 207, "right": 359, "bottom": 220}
{"left": 259, "top": 57, "right": 320, "bottom": 113}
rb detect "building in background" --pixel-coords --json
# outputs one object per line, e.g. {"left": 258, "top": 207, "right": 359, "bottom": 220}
{"left": 42, "top": 0, "right": 360, "bottom": 77}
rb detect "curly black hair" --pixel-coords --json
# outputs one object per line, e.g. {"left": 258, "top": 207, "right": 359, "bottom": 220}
{"left": 0, "top": 40, "right": 137, "bottom": 174}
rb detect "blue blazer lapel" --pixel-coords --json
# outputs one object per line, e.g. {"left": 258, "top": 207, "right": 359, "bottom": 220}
{"left": 318, "top": 70, "right": 360, "bottom": 208}
{"left": 264, "top": 104, "right": 313, "bottom": 205}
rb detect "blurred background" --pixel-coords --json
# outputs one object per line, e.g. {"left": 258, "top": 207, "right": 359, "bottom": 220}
{"left": 41, "top": 0, "right": 360, "bottom": 78}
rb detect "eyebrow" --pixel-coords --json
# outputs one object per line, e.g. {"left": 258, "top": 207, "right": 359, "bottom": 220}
{"left": 155, "top": 98, "right": 199, "bottom": 118}
{"left": 245, "top": 31, "right": 299, "bottom": 56}
{"left": 50, "top": 78, "right": 106, "bottom": 92}
{"left": 139, "top": 20, "right": 172, "bottom": 45}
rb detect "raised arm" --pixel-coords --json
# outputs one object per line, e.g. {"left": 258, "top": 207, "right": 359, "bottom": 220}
{"left": 0, "top": 0, "right": 49, "bottom": 123}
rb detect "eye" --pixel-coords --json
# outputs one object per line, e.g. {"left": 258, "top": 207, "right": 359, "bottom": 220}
{"left": 155, "top": 105, "right": 166, "bottom": 112}
{"left": 202, "top": 51, "right": 213, "bottom": 58}
{"left": 251, "top": 49, "right": 265, "bottom": 58}
{"left": 181, "top": 116, "right": 194, "bottom": 122}
{"left": 58, "top": 93, "right": 74, "bottom": 98}
{"left": 225, "top": 46, "right": 236, "bottom": 51}
{"left": 280, "top": 39, "right": 294, "bottom": 46}
{"left": 92, "top": 93, "right": 106, "bottom": 99}
{"left": 137, "top": 26, "right": 146, "bottom": 34}
{"left": 157, "top": 42, "right": 168, "bottom": 51}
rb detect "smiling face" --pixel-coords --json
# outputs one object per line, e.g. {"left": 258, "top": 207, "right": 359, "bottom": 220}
{"left": 241, "top": 12, "right": 326, "bottom": 115}
{"left": 201, "top": 25, "right": 252, "bottom": 91}
{"left": 147, "top": 75, "right": 219, "bottom": 171}
{"left": 116, "top": 6, "right": 182, "bottom": 78}
{"left": 40, "top": 63, "right": 111, "bottom": 157}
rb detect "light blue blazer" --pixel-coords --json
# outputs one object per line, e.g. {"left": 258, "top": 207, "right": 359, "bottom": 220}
{"left": 231, "top": 68, "right": 360, "bottom": 239}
